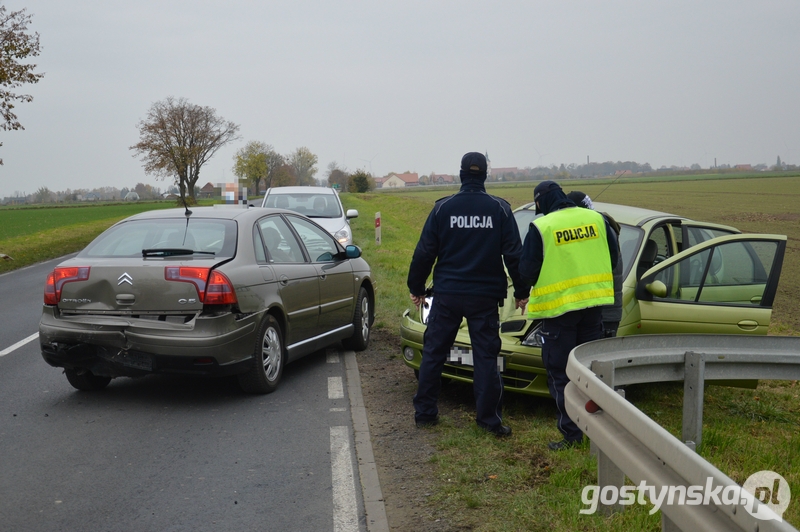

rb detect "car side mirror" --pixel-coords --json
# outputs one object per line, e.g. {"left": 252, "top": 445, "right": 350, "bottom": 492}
{"left": 645, "top": 280, "right": 667, "bottom": 298}
{"left": 346, "top": 209, "right": 359, "bottom": 219}
{"left": 345, "top": 245, "right": 361, "bottom": 259}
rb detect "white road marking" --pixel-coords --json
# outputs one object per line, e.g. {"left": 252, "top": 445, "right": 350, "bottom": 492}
{"left": 330, "top": 426, "right": 359, "bottom": 532}
{"left": 0, "top": 332, "right": 39, "bottom": 357}
{"left": 328, "top": 376, "right": 344, "bottom": 399}
{"left": 330, "top": 407, "right": 346, "bottom": 412}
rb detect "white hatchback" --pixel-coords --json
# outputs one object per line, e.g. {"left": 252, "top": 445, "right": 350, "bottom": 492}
{"left": 261, "top": 186, "right": 359, "bottom": 246}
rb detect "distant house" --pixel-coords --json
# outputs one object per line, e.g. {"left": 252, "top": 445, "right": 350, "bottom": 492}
{"left": 490, "top": 167, "right": 520, "bottom": 181}
{"left": 372, "top": 176, "right": 387, "bottom": 189}
{"left": 430, "top": 173, "right": 457, "bottom": 184}
{"left": 734, "top": 164, "right": 753, "bottom": 170}
{"left": 381, "top": 172, "right": 419, "bottom": 188}
{"left": 84, "top": 192, "right": 100, "bottom": 201}
{"left": 199, "top": 182, "right": 216, "bottom": 198}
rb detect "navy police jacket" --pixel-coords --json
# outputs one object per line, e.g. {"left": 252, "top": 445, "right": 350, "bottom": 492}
{"left": 407, "top": 180, "right": 529, "bottom": 301}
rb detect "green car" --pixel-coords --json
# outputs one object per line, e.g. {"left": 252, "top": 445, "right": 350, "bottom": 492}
{"left": 400, "top": 201, "right": 787, "bottom": 396}
{"left": 39, "top": 206, "right": 375, "bottom": 394}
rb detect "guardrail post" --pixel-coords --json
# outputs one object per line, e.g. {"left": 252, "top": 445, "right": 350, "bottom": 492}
{"left": 590, "top": 360, "right": 625, "bottom": 515}
{"left": 682, "top": 351, "right": 705, "bottom": 450}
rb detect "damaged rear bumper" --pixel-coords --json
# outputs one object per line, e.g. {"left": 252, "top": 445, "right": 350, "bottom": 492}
{"left": 38, "top": 306, "right": 259, "bottom": 378}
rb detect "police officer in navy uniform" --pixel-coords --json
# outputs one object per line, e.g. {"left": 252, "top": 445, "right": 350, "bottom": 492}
{"left": 408, "top": 152, "right": 529, "bottom": 436}
{"left": 520, "top": 181, "right": 619, "bottom": 450}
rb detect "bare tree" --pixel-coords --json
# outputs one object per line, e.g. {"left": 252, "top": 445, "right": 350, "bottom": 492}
{"left": 0, "top": 6, "right": 45, "bottom": 164}
{"left": 264, "top": 149, "right": 285, "bottom": 189}
{"left": 130, "top": 97, "right": 240, "bottom": 202}
{"left": 326, "top": 161, "right": 349, "bottom": 191}
{"left": 34, "top": 185, "right": 51, "bottom": 203}
{"left": 289, "top": 147, "right": 318, "bottom": 186}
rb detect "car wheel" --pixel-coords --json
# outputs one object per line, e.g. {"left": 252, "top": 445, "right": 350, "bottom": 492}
{"left": 64, "top": 369, "right": 111, "bottom": 391}
{"left": 238, "top": 314, "right": 285, "bottom": 394}
{"left": 343, "top": 287, "right": 371, "bottom": 351}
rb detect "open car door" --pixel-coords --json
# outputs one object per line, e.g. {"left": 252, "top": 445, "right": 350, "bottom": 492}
{"left": 635, "top": 234, "right": 786, "bottom": 335}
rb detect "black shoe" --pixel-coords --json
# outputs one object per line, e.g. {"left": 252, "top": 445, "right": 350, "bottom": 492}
{"left": 548, "top": 439, "right": 580, "bottom": 451}
{"left": 416, "top": 416, "right": 439, "bottom": 428}
{"left": 484, "top": 425, "right": 512, "bottom": 437}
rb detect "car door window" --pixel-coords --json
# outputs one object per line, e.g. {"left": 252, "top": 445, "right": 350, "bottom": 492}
{"left": 684, "top": 225, "right": 737, "bottom": 249}
{"left": 286, "top": 216, "right": 340, "bottom": 262}
{"left": 647, "top": 224, "right": 676, "bottom": 263}
{"left": 253, "top": 226, "right": 267, "bottom": 263}
{"left": 257, "top": 216, "right": 305, "bottom": 263}
{"left": 651, "top": 240, "right": 780, "bottom": 305}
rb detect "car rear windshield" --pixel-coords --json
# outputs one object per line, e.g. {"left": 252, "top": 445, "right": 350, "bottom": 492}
{"left": 264, "top": 192, "right": 342, "bottom": 218}
{"left": 79, "top": 218, "right": 238, "bottom": 258}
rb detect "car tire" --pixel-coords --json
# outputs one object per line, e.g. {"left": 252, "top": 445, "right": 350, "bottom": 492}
{"left": 238, "top": 314, "right": 285, "bottom": 394}
{"left": 342, "top": 287, "right": 371, "bottom": 351}
{"left": 64, "top": 369, "right": 111, "bottom": 391}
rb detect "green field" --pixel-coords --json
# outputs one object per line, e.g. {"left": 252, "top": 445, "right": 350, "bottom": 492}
{"left": 0, "top": 201, "right": 208, "bottom": 273}
{"left": 2, "top": 175, "right": 798, "bottom": 529}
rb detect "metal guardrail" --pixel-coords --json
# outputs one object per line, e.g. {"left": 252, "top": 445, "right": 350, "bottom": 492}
{"left": 564, "top": 334, "right": 800, "bottom": 532}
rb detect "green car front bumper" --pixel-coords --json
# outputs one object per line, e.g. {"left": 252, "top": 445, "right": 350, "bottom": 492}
{"left": 399, "top": 309, "right": 550, "bottom": 397}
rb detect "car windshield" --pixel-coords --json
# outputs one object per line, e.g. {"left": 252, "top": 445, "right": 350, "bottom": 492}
{"left": 80, "top": 218, "right": 238, "bottom": 258}
{"left": 264, "top": 192, "right": 342, "bottom": 218}
{"left": 514, "top": 208, "right": 538, "bottom": 242}
{"left": 618, "top": 224, "right": 644, "bottom": 279}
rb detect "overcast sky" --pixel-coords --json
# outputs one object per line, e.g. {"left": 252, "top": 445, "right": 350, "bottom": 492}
{"left": 2, "top": 0, "right": 798, "bottom": 197}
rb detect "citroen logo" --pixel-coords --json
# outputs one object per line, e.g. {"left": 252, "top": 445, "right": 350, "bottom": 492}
{"left": 118, "top": 272, "right": 133, "bottom": 286}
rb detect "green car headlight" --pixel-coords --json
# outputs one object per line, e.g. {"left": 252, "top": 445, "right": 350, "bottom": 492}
{"left": 521, "top": 322, "right": 543, "bottom": 347}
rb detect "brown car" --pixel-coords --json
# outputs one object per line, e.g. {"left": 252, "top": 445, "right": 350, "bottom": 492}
{"left": 39, "top": 206, "right": 375, "bottom": 393}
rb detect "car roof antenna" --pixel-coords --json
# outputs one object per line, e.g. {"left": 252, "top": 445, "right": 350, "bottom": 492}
{"left": 592, "top": 173, "right": 625, "bottom": 202}
{"left": 181, "top": 194, "right": 192, "bottom": 216}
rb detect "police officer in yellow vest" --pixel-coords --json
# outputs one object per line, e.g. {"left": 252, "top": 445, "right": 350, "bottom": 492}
{"left": 520, "top": 181, "right": 619, "bottom": 450}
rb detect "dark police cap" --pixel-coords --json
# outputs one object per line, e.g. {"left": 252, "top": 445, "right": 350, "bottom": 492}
{"left": 534, "top": 180, "right": 562, "bottom": 200}
{"left": 460, "top": 152, "right": 487, "bottom": 175}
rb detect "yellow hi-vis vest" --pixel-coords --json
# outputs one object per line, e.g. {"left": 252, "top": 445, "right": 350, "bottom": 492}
{"left": 527, "top": 207, "right": 614, "bottom": 319}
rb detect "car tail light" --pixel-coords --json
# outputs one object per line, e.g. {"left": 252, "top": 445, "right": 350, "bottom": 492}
{"left": 44, "top": 267, "right": 91, "bottom": 304}
{"left": 164, "top": 267, "right": 237, "bottom": 305}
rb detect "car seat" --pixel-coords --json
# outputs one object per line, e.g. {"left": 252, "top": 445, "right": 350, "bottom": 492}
{"left": 313, "top": 196, "right": 328, "bottom": 215}
{"left": 262, "top": 227, "right": 292, "bottom": 262}
{"left": 637, "top": 239, "right": 659, "bottom": 278}
{"left": 276, "top": 196, "right": 290, "bottom": 209}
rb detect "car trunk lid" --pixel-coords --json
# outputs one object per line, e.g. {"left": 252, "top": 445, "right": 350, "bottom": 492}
{"left": 56, "top": 257, "right": 224, "bottom": 314}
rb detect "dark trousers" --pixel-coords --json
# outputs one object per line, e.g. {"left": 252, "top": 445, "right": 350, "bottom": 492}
{"left": 413, "top": 293, "right": 504, "bottom": 430}
{"left": 540, "top": 306, "right": 603, "bottom": 442}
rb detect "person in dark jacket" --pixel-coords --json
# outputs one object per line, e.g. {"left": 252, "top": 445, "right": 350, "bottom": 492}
{"left": 520, "top": 181, "right": 619, "bottom": 450}
{"left": 566, "top": 190, "right": 623, "bottom": 337}
{"left": 408, "top": 152, "right": 529, "bottom": 436}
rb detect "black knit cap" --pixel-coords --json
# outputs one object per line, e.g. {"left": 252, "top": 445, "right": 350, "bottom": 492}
{"left": 460, "top": 152, "right": 487, "bottom": 176}
{"left": 533, "top": 180, "right": 561, "bottom": 201}
{"left": 566, "top": 190, "right": 588, "bottom": 206}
